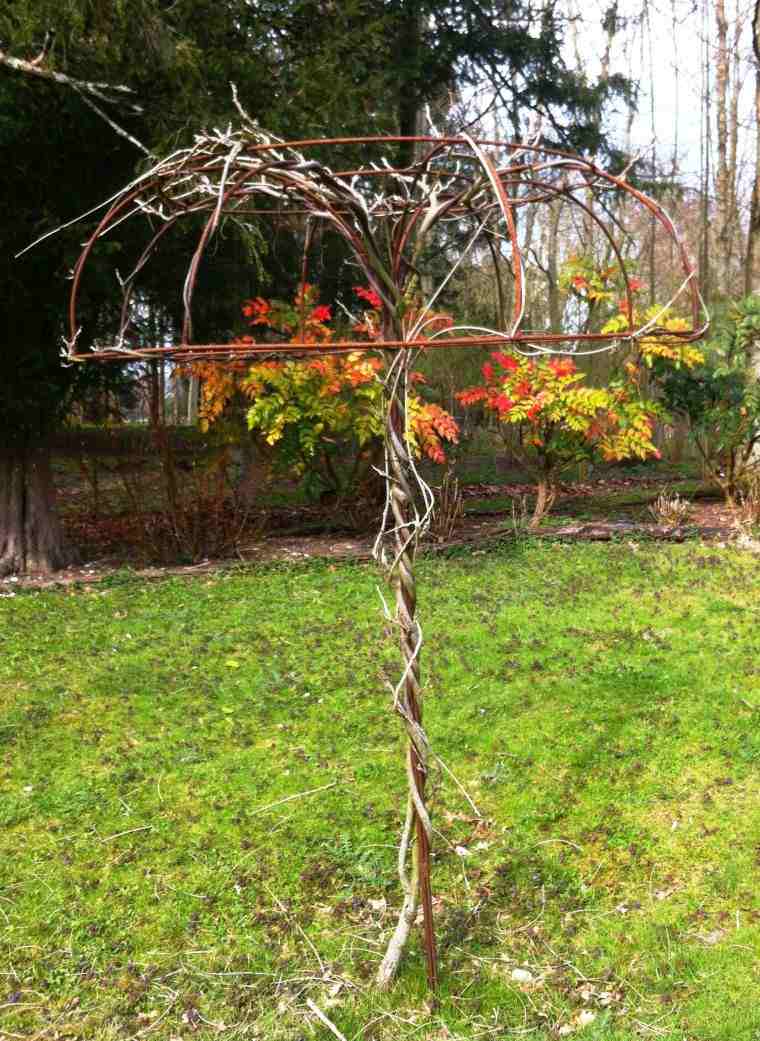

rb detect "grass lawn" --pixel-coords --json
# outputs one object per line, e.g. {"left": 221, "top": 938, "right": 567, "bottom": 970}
{"left": 1, "top": 542, "right": 760, "bottom": 1040}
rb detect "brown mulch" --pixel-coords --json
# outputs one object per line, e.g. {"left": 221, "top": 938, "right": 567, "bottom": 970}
{"left": 461, "top": 475, "right": 671, "bottom": 500}
{"left": 688, "top": 500, "right": 737, "bottom": 529}
{"left": 0, "top": 474, "right": 746, "bottom": 592}
{"left": 1, "top": 500, "right": 745, "bottom": 593}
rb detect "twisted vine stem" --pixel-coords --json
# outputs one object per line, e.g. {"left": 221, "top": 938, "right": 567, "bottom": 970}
{"left": 374, "top": 350, "right": 438, "bottom": 990}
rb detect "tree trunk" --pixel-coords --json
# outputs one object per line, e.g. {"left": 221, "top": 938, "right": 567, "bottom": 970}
{"left": 744, "top": 4, "right": 760, "bottom": 294}
{"left": 159, "top": 358, "right": 166, "bottom": 425}
{"left": 645, "top": 3, "right": 657, "bottom": 309}
{"left": 699, "top": 0, "right": 713, "bottom": 303}
{"left": 745, "top": 74, "right": 760, "bottom": 295}
{"left": 0, "top": 441, "right": 69, "bottom": 577}
{"left": 149, "top": 361, "right": 160, "bottom": 428}
{"left": 530, "top": 476, "right": 556, "bottom": 528}
{"left": 187, "top": 374, "right": 200, "bottom": 425}
{"left": 714, "top": 0, "right": 739, "bottom": 298}
{"left": 727, "top": 11, "right": 743, "bottom": 280}
{"left": 545, "top": 200, "right": 563, "bottom": 331}
{"left": 396, "top": 2, "right": 424, "bottom": 168}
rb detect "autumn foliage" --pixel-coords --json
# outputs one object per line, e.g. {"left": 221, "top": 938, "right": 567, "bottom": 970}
{"left": 183, "top": 285, "right": 458, "bottom": 500}
{"left": 458, "top": 350, "right": 663, "bottom": 525}
{"left": 456, "top": 272, "right": 702, "bottom": 526}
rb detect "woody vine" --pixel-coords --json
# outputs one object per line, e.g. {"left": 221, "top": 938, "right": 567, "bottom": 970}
{"left": 65, "top": 123, "right": 706, "bottom": 990}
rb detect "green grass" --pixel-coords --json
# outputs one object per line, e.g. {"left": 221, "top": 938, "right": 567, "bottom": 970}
{"left": 2, "top": 544, "right": 760, "bottom": 1039}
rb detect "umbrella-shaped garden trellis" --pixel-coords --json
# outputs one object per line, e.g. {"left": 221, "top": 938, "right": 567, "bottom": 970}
{"left": 65, "top": 120, "right": 707, "bottom": 991}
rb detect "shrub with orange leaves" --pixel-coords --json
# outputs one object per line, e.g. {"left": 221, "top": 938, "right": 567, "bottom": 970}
{"left": 559, "top": 253, "right": 623, "bottom": 306}
{"left": 457, "top": 349, "right": 664, "bottom": 526}
{"left": 559, "top": 256, "right": 704, "bottom": 371}
{"left": 184, "top": 285, "right": 458, "bottom": 502}
{"left": 241, "top": 283, "right": 333, "bottom": 343}
{"left": 602, "top": 304, "right": 704, "bottom": 371}
{"left": 350, "top": 284, "right": 454, "bottom": 343}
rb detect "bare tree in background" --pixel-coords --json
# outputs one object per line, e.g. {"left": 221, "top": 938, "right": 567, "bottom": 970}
{"left": 714, "top": 0, "right": 746, "bottom": 297}
{"left": 744, "top": 0, "right": 760, "bottom": 294}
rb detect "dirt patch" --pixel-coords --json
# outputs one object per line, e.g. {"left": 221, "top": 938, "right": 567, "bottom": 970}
{"left": 461, "top": 475, "right": 675, "bottom": 500}
{"left": 0, "top": 506, "right": 743, "bottom": 593}
{"left": 688, "top": 500, "right": 736, "bottom": 529}
{"left": 2, "top": 473, "right": 748, "bottom": 592}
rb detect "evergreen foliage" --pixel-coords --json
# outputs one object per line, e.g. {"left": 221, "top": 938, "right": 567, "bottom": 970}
{"left": 653, "top": 296, "right": 760, "bottom": 501}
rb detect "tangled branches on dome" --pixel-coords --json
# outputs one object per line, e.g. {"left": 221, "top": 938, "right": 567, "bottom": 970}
{"left": 65, "top": 118, "right": 706, "bottom": 364}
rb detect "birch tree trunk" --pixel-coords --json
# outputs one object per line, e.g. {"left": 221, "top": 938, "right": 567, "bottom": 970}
{"left": 187, "top": 374, "right": 200, "bottom": 425}
{"left": 713, "top": 0, "right": 742, "bottom": 297}
{"left": 699, "top": 0, "right": 713, "bottom": 304}
{"left": 744, "top": 0, "right": 760, "bottom": 294}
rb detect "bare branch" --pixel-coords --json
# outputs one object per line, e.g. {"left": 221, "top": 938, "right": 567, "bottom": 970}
{"left": 305, "top": 999, "right": 348, "bottom": 1041}
{"left": 0, "top": 45, "right": 142, "bottom": 113}
{"left": 71, "top": 84, "right": 152, "bottom": 156}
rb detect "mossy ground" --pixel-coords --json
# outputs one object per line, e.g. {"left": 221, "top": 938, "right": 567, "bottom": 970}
{"left": 2, "top": 542, "right": 759, "bottom": 1039}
